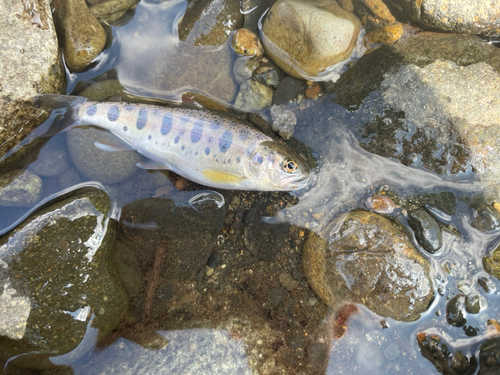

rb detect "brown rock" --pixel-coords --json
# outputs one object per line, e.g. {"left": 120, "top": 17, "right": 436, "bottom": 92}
{"left": 303, "top": 211, "right": 434, "bottom": 321}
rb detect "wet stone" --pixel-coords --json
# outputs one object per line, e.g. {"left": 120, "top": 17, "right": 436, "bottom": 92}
{"left": 465, "top": 294, "right": 480, "bottom": 314}
{"left": 28, "top": 148, "right": 70, "bottom": 178}
{"left": 67, "top": 127, "right": 142, "bottom": 185}
{"left": 0, "top": 0, "right": 64, "bottom": 159}
{"left": 384, "top": 0, "right": 500, "bottom": 38}
{"left": 407, "top": 208, "right": 442, "bottom": 254}
{"left": 303, "top": 211, "right": 434, "bottom": 321}
{"left": 178, "top": 0, "right": 243, "bottom": 46}
{"left": 365, "top": 194, "right": 396, "bottom": 214}
{"left": 89, "top": 0, "right": 139, "bottom": 24}
{"left": 0, "top": 187, "right": 127, "bottom": 356}
{"left": 273, "top": 77, "right": 300, "bottom": 105}
{"left": 234, "top": 80, "right": 273, "bottom": 112}
{"left": 479, "top": 337, "right": 500, "bottom": 375}
{"left": 231, "top": 28, "right": 263, "bottom": 57}
{"left": 58, "top": 167, "right": 83, "bottom": 190}
{"left": 471, "top": 205, "right": 500, "bottom": 232}
{"left": 232, "top": 57, "right": 259, "bottom": 84}
{"left": 260, "top": 0, "right": 363, "bottom": 80}
{"left": 483, "top": 243, "right": 500, "bottom": 282}
{"left": 54, "top": 0, "right": 107, "bottom": 72}
{"left": 446, "top": 295, "right": 466, "bottom": 327}
{"left": 0, "top": 170, "right": 42, "bottom": 207}
{"left": 253, "top": 66, "right": 279, "bottom": 87}
{"left": 270, "top": 105, "right": 296, "bottom": 140}
{"left": 417, "top": 332, "right": 478, "bottom": 375}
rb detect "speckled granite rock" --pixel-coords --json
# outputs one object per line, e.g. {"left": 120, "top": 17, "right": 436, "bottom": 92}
{"left": 385, "top": 0, "right": 500, "bottom": 37}
{"left": 0, "top": 0, "right": 64, "bottom": 159}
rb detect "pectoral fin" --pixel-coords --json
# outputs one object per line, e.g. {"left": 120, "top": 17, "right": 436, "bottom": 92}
{"left": 95, "top": 141, "right": 135, "bottom": 152}
{"left": 136, "top": 161, "right": 171, "bottom": 170}
{"left": 202, "top": 169, "right": 246, "bottom": 184}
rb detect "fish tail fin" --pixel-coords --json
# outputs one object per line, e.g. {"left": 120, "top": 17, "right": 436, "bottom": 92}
{"left": 35, "top": 94, "right": 87, "bottom": 137}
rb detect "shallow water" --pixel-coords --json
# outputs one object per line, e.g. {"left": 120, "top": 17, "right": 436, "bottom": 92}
{"left": 1, "top": 0, "right": 500, "bottom": 374}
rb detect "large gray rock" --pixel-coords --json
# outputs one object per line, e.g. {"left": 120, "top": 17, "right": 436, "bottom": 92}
{"left": 303, "top": 211, "right": 434, "bottom": 321}
{"left": 385, "top": 0, "right": 500, "bottom": 38}
{"left": 0, "top": 0, "right": 65, "bottom": 159}
{"left": 364, "top": 60, "right": 500, "bottom": 200}
{"left": 0, "top": 187, "right": 127, "bottom": 358}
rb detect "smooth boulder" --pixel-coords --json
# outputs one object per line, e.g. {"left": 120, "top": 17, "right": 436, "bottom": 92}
{"left": 303, "top": 211, "right": 434, "bottom": 321}
{"left": 260, "top": 0, "right": 363, "bottom": 80}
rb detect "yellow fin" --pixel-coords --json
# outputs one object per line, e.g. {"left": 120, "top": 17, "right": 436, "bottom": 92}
{"left": 202, "top": 170, "right": 245, "bottom": 184}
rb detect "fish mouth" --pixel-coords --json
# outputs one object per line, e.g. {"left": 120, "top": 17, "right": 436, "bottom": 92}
{"left": 280, "top": 173, "right": 311, "bottom": 191}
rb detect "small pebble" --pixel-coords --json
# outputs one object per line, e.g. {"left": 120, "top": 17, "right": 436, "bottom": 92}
{"left": 365, "top": 195, "right": 395, "bottom": 214}
{"left": 231, "top": 28, "right": 263, "bottom": 57}
{"left": 305, "top": 85, "right": 321, "bottom": 100}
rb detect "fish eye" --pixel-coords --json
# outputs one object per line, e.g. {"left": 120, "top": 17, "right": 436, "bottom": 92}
{"left": 283, "top": 159, "right": 298, "bottom": 173}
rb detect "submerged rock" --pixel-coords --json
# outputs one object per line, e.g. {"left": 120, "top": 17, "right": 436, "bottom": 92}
{"left": 303, "top": 211, "right": 434, "bottom": 321}
{"left": 340, "top": 52, "right": 500, "bottom": 200}
{"left": 479, "top": 337, "right": 500, "bottom": 375}
{"left": 54, "top": 0, "right": 107, "bottom": 72}
{"left": 234, "top": 80, "right": 273, "bottom": 112}
{"left": 408, "top": 208, "right": 442, "bottom": 254}
{"left": 116, "top": 196, "right": 225, "bottom": 317}
{"left": 471, "top": 204, "right": 500, "bottom": 232}
{"left": 89, "top": 0, "right": 139, "bottom": 24}
{"left": 0, "top": 170, "right": 42, "bottom": 207}
{"left": 67, "top": 127, "right": 142, "bottom": 185}
{"left": 28, "top": 147, "right": 70, "bottom": 178}
{"left": 260, "top": 0, "right": 364, "bottom": 81}
{"left": 417, "top": 332, "right": 478, "bottom": 375}
{"left": 385, "top": 0, "right": 500, "bottom": 38}
{"left": 483, "top": 243, "right": 500, "bottom": 281}
{"left": 232, "top": 28, "right": 264, "bottom": 57}
{"left": 0, "top": 0, "right": 64, "bottom": 158}
{"left": 0, "top": 187, "right": 127, "bottom": 356}
{"left": 178, "top": 0, "right": 243, "bottom": 46}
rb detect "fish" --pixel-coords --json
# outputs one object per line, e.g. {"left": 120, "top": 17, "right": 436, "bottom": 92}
{"left": 36, "top": 94, "right": 310, "bottom": 191}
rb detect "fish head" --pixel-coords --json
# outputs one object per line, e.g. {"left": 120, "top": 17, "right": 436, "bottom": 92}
{"left": 246, "top": 141, "right": 310, "bottom": 191}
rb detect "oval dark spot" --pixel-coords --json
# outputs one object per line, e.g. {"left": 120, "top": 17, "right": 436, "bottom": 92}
{"left": 219, "top": 130, "right": 233, "bottom": 153}
{"left": 137, "top": 108, "right": 148, "bottom": 130}
{"left": 195, "top": 151, "right": 198, "bottom": 155}
{"left": 205, "top": 147, "right": 210, "bottom": 155}
{"left": 174, "top": 136, "right": 180, "bottom": 144}
{"left": 246, "top": 145, "right": 253, "bottom": 157}
{"left": 161, "top": 115, "right": 173, "bottom": 135}
{"left": 107, "top": 105, "right": 119, "bottom": 122}
{"left": 236, "top": 156, "right": 241, "bottom": 163}
{"left": 228, "top": 159, "right": 231, "bottom": 163}
{"left": 181, "top": 145, "right": 185, "bottom": 151}
{"left": 257, "top": 156, "right": 264, "bottom": 164}
{"left": 86, "top": 104, "right": 97, "bottom": 116}
{"left": 191, "top": 121, "right": 203, "bottom": 143}
{"left": 148, "top": 135, "right": 152, "bottom": 140}
{"left": 123, "top": 126, "right": 128, "bottom": 132}
{"left": 239, "top": 128, "right": 250, "bottom": 141}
